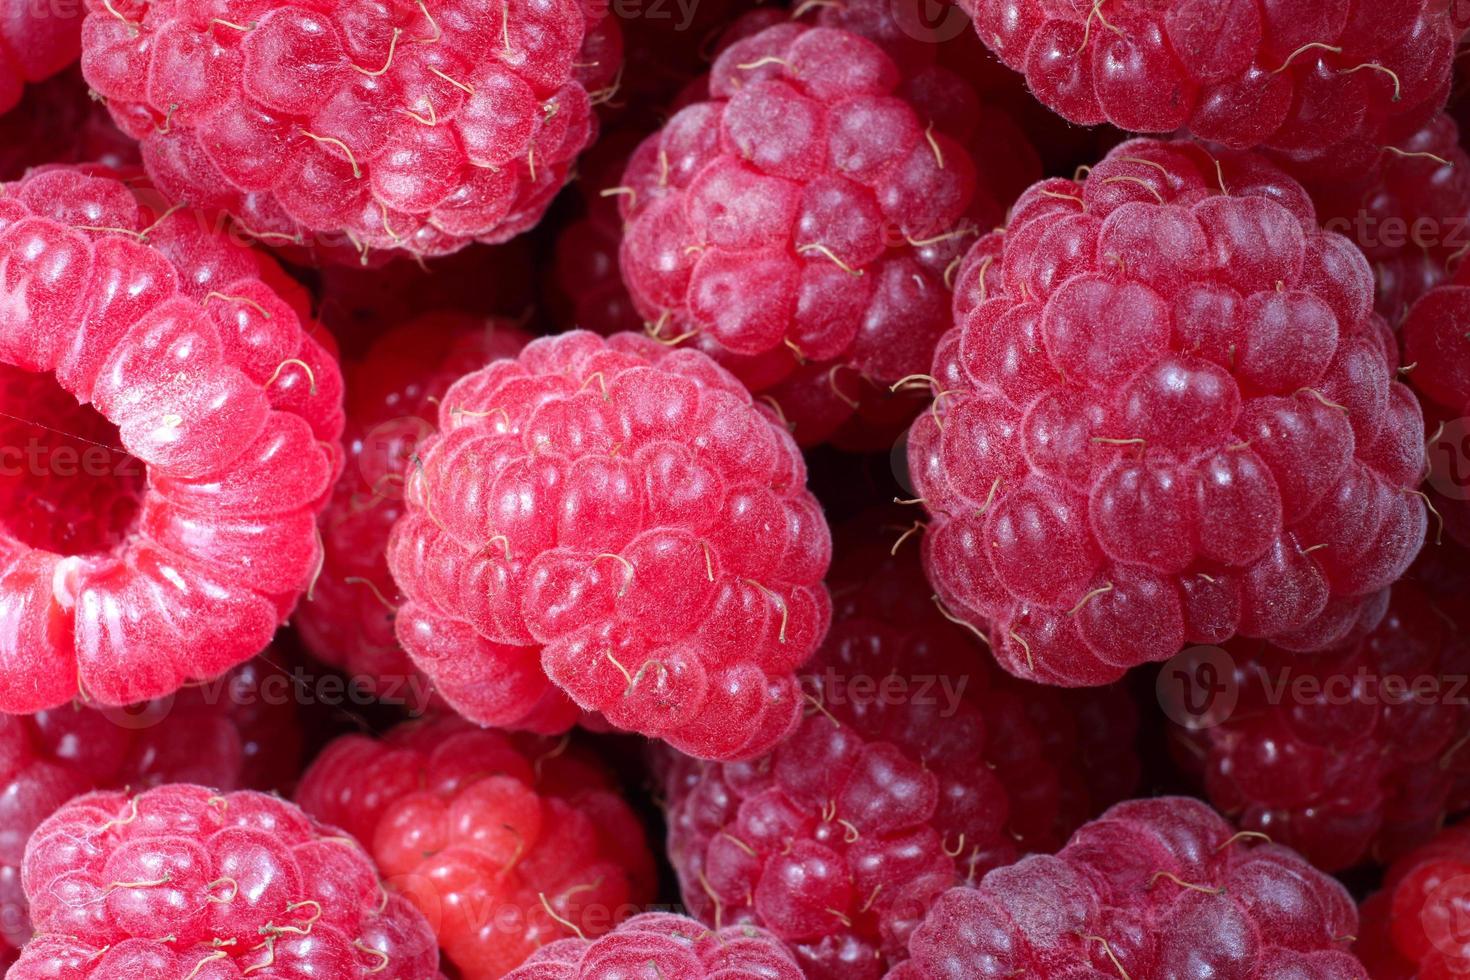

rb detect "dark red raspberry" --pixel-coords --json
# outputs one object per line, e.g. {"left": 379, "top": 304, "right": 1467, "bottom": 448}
{"left": 964, "top": 0, "right": 1454, "bottom": 182}
{"left": 8, "top": 784, "right": 439, "bottom": 978}
{"left": 0, "top": 166, "right": 344, "bottom": 712}
{"left": 910, "top": 138, "right": 1428, "bottom": 686}
{"left": 295, "top": 716, "right": 657, "bottom": 980}
{"left": 0, "top": 0, "right": 82, "bottom": 114}
{"left": 890, "top": 796, "right": 1366, "bottom": 978}
{"left": 1307, "top": 112, "right": 1470, "bottom": 325}
{"left": 1357, "top": 824, "right": 1470, "bottom": 978}
{"left": 0, "top": 67, "right": 137, "bottom": 181}
{"left": 0, "top": 656, "right": 304, "bottom": 970}
{"left": 503, "top": 913, "right": 802, "bottom": 979}
{"left": 1402, "top": 260, "right": 1470, "bottom": 548}
{"left": 386, "top": 330, "right": 832, "bottom": 759}
{"left": 1170, "top": 546, "right": 1470, "bottom": 872}
{"left": 298, "top": 312, "right": 531, "bottom": 700}
{"left": 80, "top": 0, "right": 621, "bottom": 263}
{"left": 615, "top": 22, "right": 990, "bottom": 438}
{"left": 658, "top": 518, "right": 1138, "bottom": 979}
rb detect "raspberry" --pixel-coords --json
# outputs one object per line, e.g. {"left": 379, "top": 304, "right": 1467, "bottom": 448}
{"left": 889, "top": 796, "right": 1366, "bottom": 979}
{"left": 1307, "top": 112, "right": 1470, "bottom": 325}
{"left": 502, "top": 913, "right": 802, "bottom": 979}
{"left": 0, "top": 67, "right": 137, "bottom": 181}
{"left": 386, "top": 330, "right": 832, "bottom": 759}
{"left": 80, "top": 0, "right": 621, "bottom": 263}
{"left": 909, "top": 138, "right": 1428, "bottom": 686}
{"left": 8, "top": 784, "right": 439, "bottom": 978}
{"left": 657, "top": 516, "right": 1139, "bottom": 979}
{"left": 298, "top": 312, "right": 531, "bottom": 699}
{"left": 963, "top": 0, "right": 1455, "bottom": 181}
{"left": 1170, "top": 546, "right": 1470, "bottom": 872}
{"left": 295, "top": 716, "right": 657, "bottom": 979}
{"left": 1402, "top": 261, "right": 1470, "bottom": 547}
{"left": 1357, "top": 824, "right": 1470, "bottom": 978}
{"left": 614, "top": 22, "right": 992, "bottom": 439}
{"left": 0, "top": 0, "right": 82, "bottom": 114}
{"left": 0, "top": 655, "right": 304, "bottom": 968}
{"left": 0, "top": 166, "right": 344, "bottom": 712}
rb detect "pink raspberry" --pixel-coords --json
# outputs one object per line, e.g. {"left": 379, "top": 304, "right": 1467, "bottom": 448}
{"left": 0, "top": 67, "right": 137, "bottom": 181}
{"left": 1357, "top": 824, "right": 1470, "bottom": 978}
{"left": 80, "top": 0, "right": 621, "bottom": 263}
{"left": 1170, "top": 545, "right": 1470, "bottom": 872}
{"left": 0, "top": 656, "right": 304, "bottom": 969}
{"left": 297, "top": 312, "right": 531, "bottom": 699}
{"left": 909, "top": 138, "right": 1428, "bottom": 686}
{"left": 615, "top": 22, "right": 991, "bottom": 437}
{"left": 0, "top": 166, "right": 344, "bottom": 712}
{"left": 386, "top": 330, "right": 832, "bottom": 759}
{"left": 0, "top": 0, "right": 83, "bottom": 114}
{"left": 502, "top": 913, "right": 802, "bottom": 979}
{"left": 964, "top": 0, "right": 1454, "bottom": 182}
{"left": 295, "top": 716, "right": 657, "bottom": 980}
{"left": 657, "top": 517, "right": 1139, "bottom": 979}
{"left": 8, "top": 784, "right": 439, "bottom": 978}
{"left": 890, "top": 796, "right": 1366, "bottom": 978}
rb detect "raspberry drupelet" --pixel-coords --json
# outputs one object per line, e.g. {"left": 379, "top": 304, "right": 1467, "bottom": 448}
{"left": 79, "top": 0, "right": 621, "bottom": 263}
{"left": 7, "top": 784, "right": 440, "bottom": 978}
{"left": 385, "top": 330, "right": 832, "bottom": 759}
{"left": 298, "top": 312, "right": 531, "bottom": 699}
{"left": 502, "top": 913, "right": 803, "bottom": 979}
{"left": 963, "top": 0, "right": 1455, "bottom": 182}
{"left": 1357, "top": 823, "right": 1470, "bottom": 977}
{"left": 890, "top": 796, "right": 1367, "bottom": 979}
{"left": 614, "top": 22, "right": 991, "bottom": 428}
{"left": 909, "top": 138, "right": 1428, "bottom": 686}
{"left": 0, "top": 166, "right": 344, "bottom": 713}
{"left": 0, "top": 657, "right": 304, "bottom": 969}
{"left": 295, "top": 716, "right": 658, "bottom": 980}
{"left": 657, "top": 518, "right": 1139, "bottom": 979}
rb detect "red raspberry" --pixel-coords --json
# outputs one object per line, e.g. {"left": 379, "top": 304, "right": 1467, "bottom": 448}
{"left": 964, "top": 0, "right": 1454, "bottom": 182}
{"left": 8, "top": 784, "right": 439, "bottom": 978}
{"left": 503, "top": 913, "right": 802, "bottom": 979}
{"left": 1357, "top": 824, "right": 1470, "bottom": 978}
{"left": 909, "top": 138, "right": 1428, "bottom": 686}
{"left": 657, "top": 518, "right": 1139, "bottom": 979}
{"left": 889, "top": 796, "right": 1366, "bottom": 978}
{"left": 614, "top": 22, "right": 990, "bottom": 434}
{"left": 295, "top": 716, "right": 657, "bottom": 980}
{"left": 79, "top": 0, "right": 621, "bottom": 263}
{"left": 1402, "top": 261, "right": 1470, "bottom": 547}
{"left": 1307, "top": 112, "right": 1470, "bottom": 325}
{"left": 0, "top": 166, "right": 344, "bottom": 712}
{"left": 298, "top": 312, "right": 531, "bottom": 699}
{"left": 0, "top": 656, "right": 304, "bottom": 969}
{"left": 386, "top": 330, "right": 832, "bottom": 759}
{"left": 0, "top": 67, "right": 137, "bottom": 181}
{"left": 1170, "top": 547, "right": 1470, "bottom": 872}
{"left": 0, "top": 0, "right": 82, "bottom": 114}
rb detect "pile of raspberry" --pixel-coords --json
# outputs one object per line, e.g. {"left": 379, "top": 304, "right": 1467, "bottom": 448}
{"left": 1357, "top": 823, "right": 1470, "bottom": 977}
{"left": 387, "top": 329, "right": 832, "bottom": 759}
{"left": 80, "top": 0, "right": 621, "bottom": 262}
{"left": 911, "top": 137, "right": 1428, "bottom": 686}
{"left": 295, "top": 716, "right": 657, "bottom": 980}
{"left": 658, "top": 517, "right": 1139, "bottom": 979}
{"left": 890, "top": 796, "right": 1366, "bottom": 978}
{"left": 963, "top": 0, "right": 1455, "bottom": 181}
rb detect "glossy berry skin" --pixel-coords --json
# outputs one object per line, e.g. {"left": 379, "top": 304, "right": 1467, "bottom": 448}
{"left": 9, "top": 784, "right": 440, "bottom": 978}
{"left": 0, "top": 0, "right": 83, "bottom": 114}
{"left": 298, "top": 313, "right": 531, "bottom": 698}
{"left": 964, "top": 0, "right": 1454, "bottom": 182}
{"left": 1171, "top": 551, "right": 1470, "bottom": 872}
{"left": 386, "top": 330, "right": 832, "bottom": 759}
{"left": 296, "top": 717, "right": 657, "bottom": 980}
{"left": 0, "top": 167, "right": 344, "bottom": 713}
{"left": 0, "top": 657, "right": 304, "bottom": 969}
{"left": 615, "top": 23, "right": 984, "bottom": 423}
{"left": 910, "top": 138, "right": 1428, "bottom": 686}
{"left": 503, "top": 913, "right": 802, "bottom": 979}
{"left": 1357, "top": 824, "right": 1470, "bottom": 978}
{"left": 80, "top": 0, "right": 620, "bottom": 264}
{"left": 890, "top": 796, "right": 1366, "bottom": 979}
{"left": 658, "top": 521, "right": 1138, "bottom": 979}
